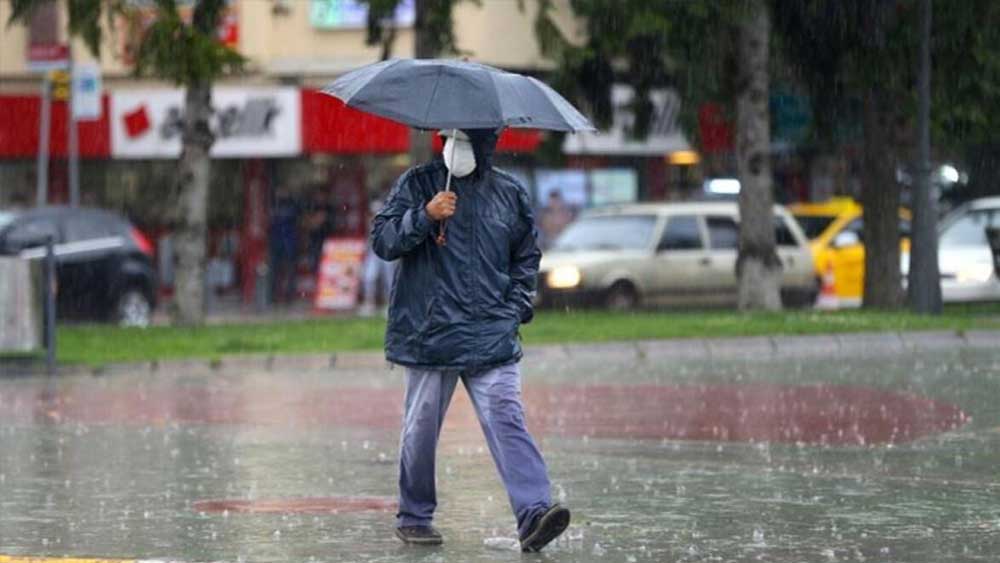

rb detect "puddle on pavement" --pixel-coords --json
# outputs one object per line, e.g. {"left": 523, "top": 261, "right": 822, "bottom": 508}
{"left": 2, "top": 349, "right": 999, "bottom": 561}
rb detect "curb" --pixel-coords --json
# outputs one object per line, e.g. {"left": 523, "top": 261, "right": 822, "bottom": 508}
{"left": 2, "top": 330, "right": 997, "bottom": 378}
{"left": 0, "top": 557, "right": 189, "bottom": 563}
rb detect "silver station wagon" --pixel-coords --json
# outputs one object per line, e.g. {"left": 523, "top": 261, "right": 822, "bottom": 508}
{"left": 537, "top": 202, "right": 817, "bottom": 309}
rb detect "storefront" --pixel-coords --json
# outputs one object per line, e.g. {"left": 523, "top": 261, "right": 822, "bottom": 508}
{"left": 0, "top": 86, "right": 547, "bottom": 308}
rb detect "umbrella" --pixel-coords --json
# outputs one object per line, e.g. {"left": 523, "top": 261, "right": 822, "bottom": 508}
{"left": 322, "top": 58, "right": 596, "bottom": 243}
{"left": 322, "top": 58, "right": 596, "bottom": 134}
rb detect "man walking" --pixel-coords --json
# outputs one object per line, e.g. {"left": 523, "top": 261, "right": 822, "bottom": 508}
{"left": 371, "top": 129, "right": 570, "bottom": 552}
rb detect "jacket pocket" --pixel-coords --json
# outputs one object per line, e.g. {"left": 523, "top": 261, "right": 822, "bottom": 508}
{"left": 415, "top": 295, "right": 440, "bottom": 339}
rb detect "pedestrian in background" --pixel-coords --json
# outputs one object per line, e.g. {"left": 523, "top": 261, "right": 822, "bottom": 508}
{"left": 303, "top": 187, "right": 335, "bottom": 274}
{"left": 371, "top": 128, "right": 570, "bottom": 552}
{"left": 359, "top": 196, "right": 396, "bottom": 317}
{"left": 268, "top": 185, "right": 300, "bottom": 304}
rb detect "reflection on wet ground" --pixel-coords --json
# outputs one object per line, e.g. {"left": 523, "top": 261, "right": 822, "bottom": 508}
{"left": 1, "top": 348, "right": 999, "bottom": 562}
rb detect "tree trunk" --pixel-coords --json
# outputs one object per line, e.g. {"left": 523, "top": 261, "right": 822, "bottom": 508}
{"left": 171, "top": 82, "right": 214, "bottom": 325}
{"left": 908, "top": 0, "right": 942, "bottom": 313}
{"left": 736, "top": 0, "right": 782, "bottom": 311}
{"left": 408, "top": 0, "right": 436, "bottom": 167}
{"left": 860, "top": 88, "right": 904, "bottom": 309}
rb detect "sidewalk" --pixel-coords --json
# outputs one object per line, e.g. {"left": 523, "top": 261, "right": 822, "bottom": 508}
{"left": 2, "top": 321, "right": 998, "bottom": 562}
{"left": 8, "top": 328, "right": 998, "bottom": 377}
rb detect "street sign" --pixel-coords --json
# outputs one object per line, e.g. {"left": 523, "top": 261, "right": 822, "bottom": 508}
{"left": 72, "top": 63, "right": 103, "bottom": 120}
{"left": 27, "top": 43, "right": 69, "bottom": 72}
{"left": 49, "top": 70, "right": 70, "bottom": 101}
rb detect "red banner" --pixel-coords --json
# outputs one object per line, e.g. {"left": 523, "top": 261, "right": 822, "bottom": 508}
{"left": 301, "top": 89, "right": 410, "bottom": 154}
{"left": 303, "top": 89, "right": 542, "bottom": 155}
{"left": 698, "top": 102, "right": 733, "bottom": 154}
{"left": 0, "top": 94, "right": 112, "bottom": 158}
{"left": 0, "top": 89, "right": 542, "bottom": 159}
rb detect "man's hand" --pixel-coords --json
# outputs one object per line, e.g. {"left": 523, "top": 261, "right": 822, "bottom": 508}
{"left": 425, "top": 191, "right": 457, "bottom": 221}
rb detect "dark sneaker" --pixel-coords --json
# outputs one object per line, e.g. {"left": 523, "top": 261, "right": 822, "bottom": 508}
{"left": 395, "top": 525, "right": 443, "bottom": 545}
{"left": 520, "top": 504, "right": 571, "bottom": 553}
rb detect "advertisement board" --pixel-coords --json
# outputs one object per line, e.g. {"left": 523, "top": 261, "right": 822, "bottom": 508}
{"left": 590, "top": 168, "right": 638, "bottom": 206}
{"left": 110, "top": 88, "right": 301, "bottom": 158}
{"left": 314, "top": 238, "right": 366, "bottom": 311}
{"left": 563, "top": 84, "right": 689, "bottom": 156}
{"left": 310, "top": 0, "right": 414, "bottom": 29}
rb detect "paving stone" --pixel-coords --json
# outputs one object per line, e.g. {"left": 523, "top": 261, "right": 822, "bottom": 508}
{"left": 269, "top": 353, "right": 336, "bottom": 372}
{"left": 771, "top": 334, "right": 842, "bottom": 358}
{"left": 334, "top": 352, "right": 392, "bottom": 370}
{"left": 705, "top": 336, "right": 775, "bottom": 360}
{"left": 562, "top": 341, "right": 639, "bottom": 363}
{"left": 521, "top": 344, "right": 570, "bottom": 363}
{"left": 152, "top": 358, "right": 215, "bottom": 376}
{"left": 636, "top": 338, "right": 711, "bottom": 362}
{"left": 899, "top": 330, "right": 967, "bottom": 352}
{"left": 835, "top": 332, "right": 907, "bottom": 356}
{"left": 962, "top": 330, "right": 1000, "bottom": 349}
{"left": 92, "top": 361, "right": 156, "bottom": 376}
{"left": 217, "top": 355, "right": 272, "bottom": 374}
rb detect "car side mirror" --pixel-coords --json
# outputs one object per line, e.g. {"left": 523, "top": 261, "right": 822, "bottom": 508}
{"left": 832, "top": 231, "right": 860, "bottom": 249}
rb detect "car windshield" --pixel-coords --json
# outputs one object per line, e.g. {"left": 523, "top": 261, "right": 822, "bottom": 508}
{"left": 553, "top": 214, "right": 657, "bottom": 251}
{"left": 793, "top": 214, "right": 837, "bottom": 240}
{"left": 0, "top": 211, "right": 17, "bottom": 230}
{"left": 940, "top": 210, "right": 998, "bottom": 248}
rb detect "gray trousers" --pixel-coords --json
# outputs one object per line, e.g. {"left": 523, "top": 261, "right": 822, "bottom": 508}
{"left": 397, "top": 362, "right": 552, "bottom": 536}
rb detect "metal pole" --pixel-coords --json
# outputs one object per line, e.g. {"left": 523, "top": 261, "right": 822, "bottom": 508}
{"left": 44, "top": 235, "right": 57, "bottom": 375}
{"left": 909, "top": 0, "right": 941, "bottom": 313}
{"left": 36, "top": 73, "right": 52, "bottom": 207}
{"left": 68, "top": 47, "right": 80, "bottom": 207}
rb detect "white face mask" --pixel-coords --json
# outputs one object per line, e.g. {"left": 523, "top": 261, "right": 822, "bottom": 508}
{"left": 443, "top": 136, "right": 476, "bottom": 178}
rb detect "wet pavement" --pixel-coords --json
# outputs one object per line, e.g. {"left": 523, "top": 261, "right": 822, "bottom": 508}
{"left": 2, "top": 343, "right": 1000, "bottom": 562}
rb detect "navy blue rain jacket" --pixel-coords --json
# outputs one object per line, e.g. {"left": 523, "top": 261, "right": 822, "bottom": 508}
{"left": 371, "top": 129, "right": 541, "bottom": 370}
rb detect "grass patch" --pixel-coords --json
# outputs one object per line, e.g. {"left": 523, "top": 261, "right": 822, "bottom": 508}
{"left": 40, "top": 305, "right": 1000, "bottom": 367}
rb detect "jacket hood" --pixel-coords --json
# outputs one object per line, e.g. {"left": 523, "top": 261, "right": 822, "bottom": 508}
{"left": 461, "top": 128, "right": 500, "bottom": 178}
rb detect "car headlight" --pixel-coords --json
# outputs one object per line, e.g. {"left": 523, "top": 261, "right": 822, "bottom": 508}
{"left": 956, "top": 263, "right": 995, "bottom": 283}
{"left": 547, "top": 265, "right": 582, "bottom": 289}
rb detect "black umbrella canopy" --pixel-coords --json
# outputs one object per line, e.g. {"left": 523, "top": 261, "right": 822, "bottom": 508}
{"left": 322, "top": 58, "right": 595, "bottom": 133}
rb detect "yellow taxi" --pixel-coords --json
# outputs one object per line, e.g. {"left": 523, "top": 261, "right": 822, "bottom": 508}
{"left": 788, "top": 198, "right": 910, "bottom": 307}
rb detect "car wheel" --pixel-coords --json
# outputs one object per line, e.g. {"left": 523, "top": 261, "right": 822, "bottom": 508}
{"left": 116, "top": 288, "right": 152, "bottom": 328}
{"left": 605, "top": 282, "right": 639, "bottom": 311}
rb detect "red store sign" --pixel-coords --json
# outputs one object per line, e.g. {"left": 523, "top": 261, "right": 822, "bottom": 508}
{"left": 0, "top": 89, "right": 541, "bottom": 159}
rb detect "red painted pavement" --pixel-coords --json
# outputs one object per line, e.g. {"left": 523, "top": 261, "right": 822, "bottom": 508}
{"left": 0, "top": 382, "right": 967, "bottom": 446}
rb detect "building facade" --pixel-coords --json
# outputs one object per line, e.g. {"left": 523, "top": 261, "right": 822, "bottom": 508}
{"left": 0, "top": 1, "right": 696, "bottom": 305}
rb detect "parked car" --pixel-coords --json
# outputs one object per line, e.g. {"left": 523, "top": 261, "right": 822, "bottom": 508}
{"left": 788, "top": 197, "right": 911, "bottom": 307}
{"left": 0, "top": 206, "right": 157, "bottom": 326}
{"left": 537, "top": 202, "right": 817, "bottom": 309}
{"left": 909, "top": 196, "right": 1000, "bottom": 302}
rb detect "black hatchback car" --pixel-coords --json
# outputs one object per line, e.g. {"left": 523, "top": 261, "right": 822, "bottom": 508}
{"left": 0, "top": 206, "right": 157, "bottom": 326}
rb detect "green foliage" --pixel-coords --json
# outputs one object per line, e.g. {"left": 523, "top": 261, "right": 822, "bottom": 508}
{"left": 772, "top": 0, "right": 916, "bottom": 148}
{"left": 930, "top": 0, "right": 1000, "bottom": 146}
{"left": 131, "top": 0, "right": 244, "bottom": 85}
{"left": 8, "top": 0, "right": 124, "bottom": 57}
{"left": 358, "top": 0, "right": 480, "bottom": 59}
{"left": 533, "top": 0, "right": 730, "bottom": 140}
{"left": 773, "top": 0, "right": 1000, "bottom": 151}
{"left": 6, "top": 0, "right": 244, "bottom": 86}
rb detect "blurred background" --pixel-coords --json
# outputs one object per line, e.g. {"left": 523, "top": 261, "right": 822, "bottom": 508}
{"left": 0, "top": 0, "right": 997, "bottom": 327}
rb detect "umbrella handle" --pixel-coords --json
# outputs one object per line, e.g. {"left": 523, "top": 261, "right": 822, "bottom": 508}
{"left": 436, "top": 128, "right": 458, "bottom": 246}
